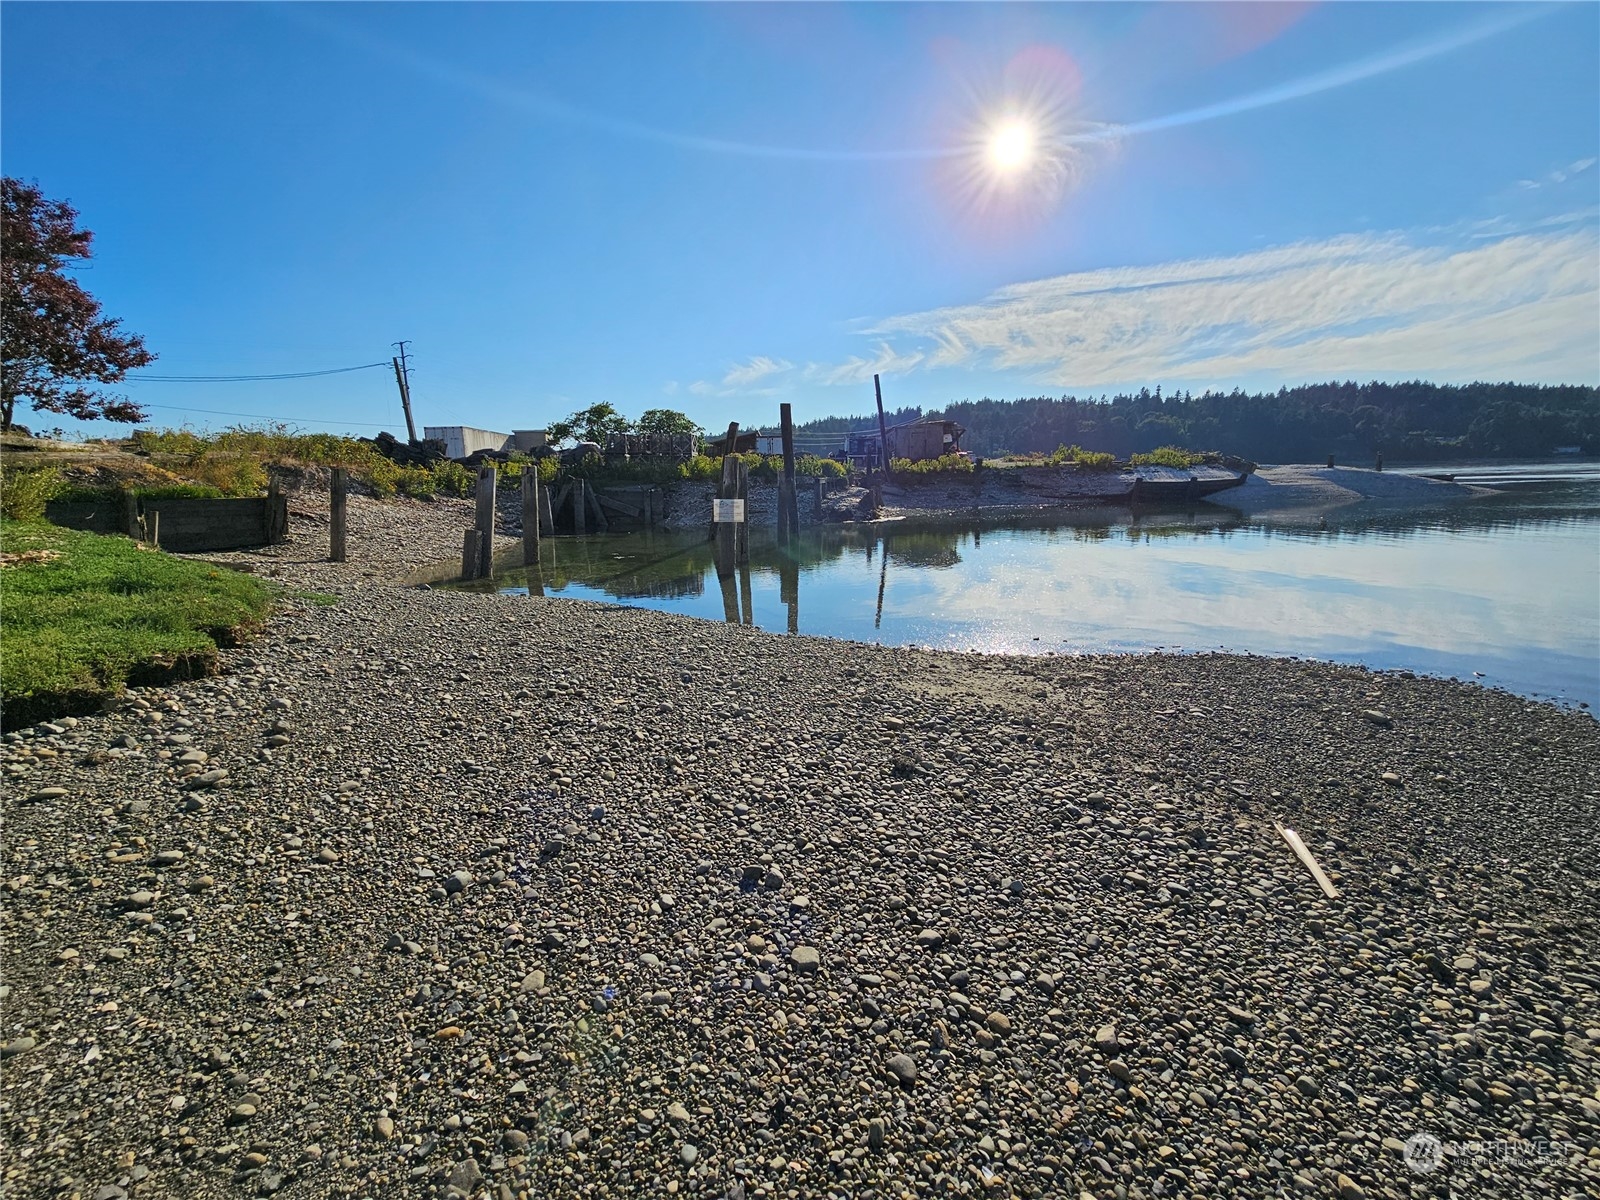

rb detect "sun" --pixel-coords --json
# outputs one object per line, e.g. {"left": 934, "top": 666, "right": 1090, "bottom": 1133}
{"left": 987, "top": 118, "right": 1036, "bottom": 174}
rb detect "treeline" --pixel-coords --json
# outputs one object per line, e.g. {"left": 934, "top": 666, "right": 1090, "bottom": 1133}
{"left": 795, "top": 382, "right": 1598, "bottom": 462}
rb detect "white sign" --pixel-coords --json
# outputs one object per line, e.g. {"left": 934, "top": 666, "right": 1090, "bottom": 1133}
{"left": 711, "top": 498, "right": 746, "bottom": 523}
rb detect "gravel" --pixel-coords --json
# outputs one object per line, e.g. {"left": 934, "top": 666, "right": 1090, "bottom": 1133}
{"left": 2, "top": 487, "right": 1597, "bottom": 1199}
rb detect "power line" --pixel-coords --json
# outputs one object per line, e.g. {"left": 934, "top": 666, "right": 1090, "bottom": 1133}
{"left": 133, "top": 401, "right": 394, "bottom": 428}
{"left": 127, "top": 362, "right": 390, "bottom": 383}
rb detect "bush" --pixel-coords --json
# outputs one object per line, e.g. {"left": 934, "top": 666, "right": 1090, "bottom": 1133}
{"left": 796, "top": 454, "right": 848, "bottom": 479}
{"left": 891, "top": 454, "right": 975, "bottom": 475}
{"left": 679, "top": 455, "right": 722, "bottom": 482}
{"left": 1049, "top": 445, "right": 1117, "bottom": 469}
{"left": 1130, "top": 445, "right": 1204, "bottom": 468}
{"left": 0, "top": 466, "right": 62, "bottom": 520}
{"left": 185, "top": 453, "right": 267, "bottom": 496}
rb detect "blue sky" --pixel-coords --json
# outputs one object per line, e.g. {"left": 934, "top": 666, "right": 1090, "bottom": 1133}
{"left": 3, "top": 2, "right": 1596, "bottom": 438}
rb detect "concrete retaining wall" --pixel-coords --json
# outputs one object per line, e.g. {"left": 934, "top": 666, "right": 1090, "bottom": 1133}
{"left": 46, "top": 494, "right": 288, "bottom": 553}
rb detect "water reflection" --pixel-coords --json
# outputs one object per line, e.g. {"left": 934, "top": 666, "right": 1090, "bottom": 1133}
{"left": 434, "top": 476, "right": 1598, "bottom": 708}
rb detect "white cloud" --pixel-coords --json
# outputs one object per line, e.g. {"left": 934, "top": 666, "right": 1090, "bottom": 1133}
{"left": 721, "top": 356, "right": 793, "bottom": 388}
{"left": 802, "top": 341, "right": 927, "bottom": 387}
{"left": 687, "top": 380, "right": 714, "bottom": 396}
{"left": 854, "top": 226, "right": 1598, "bottom": 387}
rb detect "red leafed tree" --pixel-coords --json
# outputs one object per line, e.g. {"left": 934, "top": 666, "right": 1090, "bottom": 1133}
{"left": 2, "top": 178, "right": 155, "bottom": 432}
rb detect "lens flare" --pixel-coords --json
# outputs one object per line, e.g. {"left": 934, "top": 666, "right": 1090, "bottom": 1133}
{"left": 987, "top": 119, "right": 1036, "bottom": 174}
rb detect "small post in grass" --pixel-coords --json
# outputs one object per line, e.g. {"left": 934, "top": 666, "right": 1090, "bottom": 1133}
{"left": 329, "top": 467, "right": 348, "bottom": 562}
{"left": 521, "top": 469, "right": 541, "bottom": 566}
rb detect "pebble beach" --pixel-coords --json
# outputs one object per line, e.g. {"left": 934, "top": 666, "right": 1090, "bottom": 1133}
{"left": 3, "top": 489, "right": 1597, "bottom": 1200}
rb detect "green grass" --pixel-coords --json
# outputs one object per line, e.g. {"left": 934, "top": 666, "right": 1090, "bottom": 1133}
{"left": 0, "top": 521, "right": 274, "bottom": 729}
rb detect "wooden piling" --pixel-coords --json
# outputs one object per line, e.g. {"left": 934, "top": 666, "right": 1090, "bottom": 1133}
{"left": 715, "top": 454, "right": 738, "bottom": 576}
{"left": 329, "top": 467, "right": 348, "bottom": 562}
{"left": 813, "top": 474, "right": 824, "bottom": 521}
{"left": 538, "top": 476, "right": 554, "bottom": 535}
{"left": 521, "top": 470, "right": 541, "bottom": 565}
{"left": 1327, "top": 454, "right": 1335, "bottom": 469}
{"left": 572, "top": 478, "right": 588, "bottom": 535}
{"left": 1375, "top": 452, "right": 1384, "bottom": 472}
{"left": 874, "top": 373, "right": 892, "bottom": 481}
{"left": 461, "top": 527, "right": 479, "bottom": 579}
{"left": 474, "top": 465, "right": 496, "bottom": 577}
{"left": 778, "top": 402, "right": 798, "bottom": 544}
{"left": 734, "top": 457, "right": 750, "bottom": 565}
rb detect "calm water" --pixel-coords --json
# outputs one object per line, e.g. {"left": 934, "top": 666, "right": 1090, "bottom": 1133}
{"left": 450, "top": 462, "right": 1600, "bottom": 709}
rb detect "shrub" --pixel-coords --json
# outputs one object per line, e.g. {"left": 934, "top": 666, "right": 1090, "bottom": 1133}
{"left": 0, "top": 466, "right": 62, "bottom": 520}
{"left": 432, "top": 460, "right": 477, "bottom": 497}
{"left": 186, "top": 453, "right": 267, "bottom": 496}
{"left": 1130, "top": 445, "right": 1204, "bottom": 468}
{"left": 679, "top": 455, "right": 722, "bottom": 482}
{"left": 891, "top": 454, "right": 975, "bottom": 475}
{"left": 796, "top": 454, "right": 848, "bottom": 479}
{"left": 1050, "top": 445, "right": 1117, "bottom": 469}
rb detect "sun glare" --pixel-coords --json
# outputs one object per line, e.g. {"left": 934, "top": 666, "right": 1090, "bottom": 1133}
{"left": 988, "top": 119, "right": 1036, "bottom": 174}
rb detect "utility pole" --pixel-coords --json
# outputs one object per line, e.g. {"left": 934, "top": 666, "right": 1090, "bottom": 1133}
{"left": 392, "top": 340, "right": 418, "bottom": 443}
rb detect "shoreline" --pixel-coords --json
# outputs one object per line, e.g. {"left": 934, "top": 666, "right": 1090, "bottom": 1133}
{"left": 2, "top": 488, "right": 1597, "bottom": 1199}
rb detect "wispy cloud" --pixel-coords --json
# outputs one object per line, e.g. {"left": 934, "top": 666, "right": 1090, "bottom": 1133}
{"left": 721, "top": 356, "right": 793, "bottom": 388}
{"left": 1518, "top": 157, "right": 1598, "bottom": 190}
{"left": 803, "top": 342, "right": 926, "bottom": 387}
{"left": 852, "top": 226, "right": 1598, "bottom": 387}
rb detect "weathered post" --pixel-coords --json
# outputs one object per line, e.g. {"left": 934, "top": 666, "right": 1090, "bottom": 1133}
{"left": 460, "top": 528, "right": 479, "bottom": 579}
{"left": 734, "top": 457, "right": 750, "bottom": 565}
{"left": 813, "top": 474, "right": 824, "bottom": 522}
{"left": 572, "top": 477, "right": 588, "bottom": 535}
{"left": 1375, "top": 451, "right": 1384, "bottom": 472}
{"left": 1327, "top": 454, "right": 1335, "bottom": 469}
{"left": 874, "top": 373, "right": 892, "bottom": 481}
{"left": 778, "top": 402, "right": 798, "bottom": 545}
{"left": 715, "top": 453, "right": 739, "bottom": 576}
{"left": 521, "top": 469, "right": 541, "bottom": 566}
{"left": 265, "top": 474, "right": 287, "bottom": 544}
{"left": 538, "top": 475, "right": 554, "bottom": 535}
{"left": 329, "top": 467, "right": 348, "bottom": 562}
{"left": 474, "top": 465, "right": 496, "bottom": 577}
{"left": 148, "top": 510, "right": 160, "bottom": 550}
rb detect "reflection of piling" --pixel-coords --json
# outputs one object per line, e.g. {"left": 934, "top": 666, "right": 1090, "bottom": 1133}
{"left": 738, "top": 561, "right": 754, "bottom": 626}
{"left": 875, "top": 536, "right": 888, "bottom": 630}
{"left": 779, "top": 556, "right": 799, "bottom": 635}
{"left": 718, "top": 569, "right": 739, "bottom": 623}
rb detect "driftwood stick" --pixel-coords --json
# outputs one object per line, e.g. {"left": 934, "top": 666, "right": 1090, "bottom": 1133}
{"left": 1275, "top": 822, "right": 1340, "bottom": 899}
